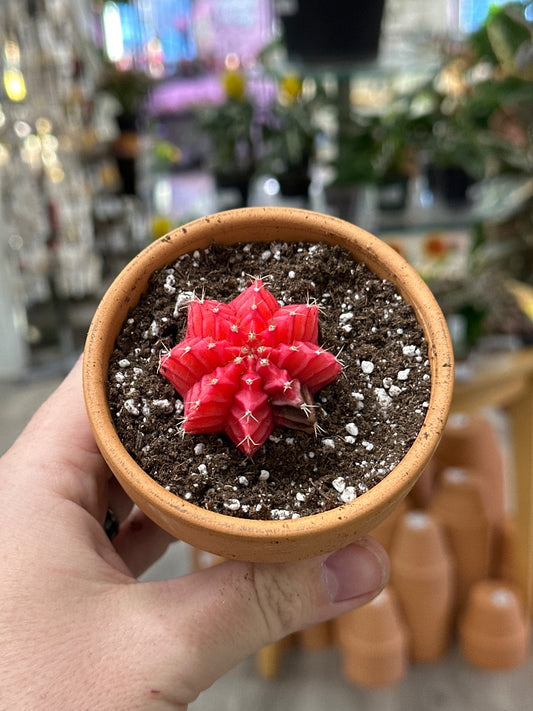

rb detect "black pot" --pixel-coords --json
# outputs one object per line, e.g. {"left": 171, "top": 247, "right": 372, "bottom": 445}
{"left": 324, "top": 184, "right": 360, "bottom": 221}
{"left": 279, "top": 0, "right": 386, "bottom": 65}
{"left": 277, "top": 171, "right": 311, "bottom": 199}
{"left": 116, "top": 157, "right": 137, "bottom": 196}
{"left": 427, "top": 166, "right": 476, "bottom": 208}
{"left": 116, "top": 112, "right": 138, "bottom": 133}
{"left": 215, "top": 171, "right": 252, "bottom": 207}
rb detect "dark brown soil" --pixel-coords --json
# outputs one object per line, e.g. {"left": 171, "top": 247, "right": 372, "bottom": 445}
{"left": 108, "top": 241, "right": 431, "bottom": 520}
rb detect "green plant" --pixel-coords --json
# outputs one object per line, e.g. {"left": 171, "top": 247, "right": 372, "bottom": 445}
{"left": 433, "top": 3, "right": 532, "bottom": 179}
{"left": 332, "top": 103, "right": 426, "bottom": 188}
{"left": 470, "top": 2, "right": 532, "bottom": 78}
{"left": 252, "top": 41, "right": 325, "bottom": 184}
{"left": 99, "top": 67, "right": 154, "bottom": 117}
{"left": 333, "top": 3, "right": 532, "bottom": 189}
{"left": 196, "top": 70, "right": 255, "bottom": 177}
{"left": 257, "top": 73, "right": 321, "bottom": 179}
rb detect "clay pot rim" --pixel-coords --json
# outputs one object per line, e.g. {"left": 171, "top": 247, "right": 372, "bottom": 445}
{"left": 83, "top": 207, "right": 454, "bottom": 561}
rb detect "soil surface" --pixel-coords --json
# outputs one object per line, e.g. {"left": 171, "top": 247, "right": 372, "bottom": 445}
{"left": 108, "top": 241, "right": 431, "bottom": 520}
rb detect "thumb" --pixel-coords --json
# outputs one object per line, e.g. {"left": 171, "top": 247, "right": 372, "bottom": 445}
{"left": 136, "top": 538, "right": 388, "bottom": 701}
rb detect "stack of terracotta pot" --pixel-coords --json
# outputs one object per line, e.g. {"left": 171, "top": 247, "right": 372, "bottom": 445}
{"left": 309, "top": 413, "right": 530, "bottom": 687}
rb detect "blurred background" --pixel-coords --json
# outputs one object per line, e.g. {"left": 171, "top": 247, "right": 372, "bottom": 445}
{"left": 0, "top": 2, "right": 532, "bottom": 709}
{"left": 0, "top": 0, "right": 532, "bottom": 379}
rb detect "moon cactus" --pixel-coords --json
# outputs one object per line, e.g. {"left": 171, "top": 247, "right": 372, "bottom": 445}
{"left": 160, "top": 279, "right": 342, "bottom": 456}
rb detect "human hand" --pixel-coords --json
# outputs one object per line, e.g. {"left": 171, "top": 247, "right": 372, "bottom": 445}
{"left": 0, "top": 357, "right": 389, "bottom": 710}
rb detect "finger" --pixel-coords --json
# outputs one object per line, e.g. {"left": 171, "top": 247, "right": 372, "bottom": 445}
{"left": 5, "top": 356, "right": 109, "bottom": 519}
{"left": 112, "top": 508, "right": 176, "bottom": 577}
{"left": 130, "top": 537, "right": 389, "bottom": 702}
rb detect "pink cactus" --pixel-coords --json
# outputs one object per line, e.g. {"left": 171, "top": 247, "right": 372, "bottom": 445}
{"left": 160, "top": 279, "right": 342, "bottom": 456}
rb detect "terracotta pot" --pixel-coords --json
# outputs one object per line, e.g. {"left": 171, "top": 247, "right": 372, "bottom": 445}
{"left": 83, "top": 207, "right": 454, "bottom": 563}
{"left": 390, "top": 510, "right": 455, "bottom": 662}
{"left": 337, "top": 587, "right": 409, "bottom": 687}
{"left": 255, "top": 643, "right": 283, "bottom": 679}
{"left": 430, "top": 467, "right": 493, "bottom": 609}
{"left": 459, "top": 579, "right": 530, "bottom": 670}
{"left": 434, "top": 412, "right": 506, "bottom": 578}
{"left": 434, "top": 412, "right": 506, "bottom": 528}
{"left": 498, "top": 515, "right": 520, "bottom": 585}
{"left": 408, "top": 457, "right": 440, "bottom": 509}
{"left": 368, "top": 497, "right": 408, "bottom": 553}
{"left": 298, "top": 621, "right": 333, "bottom": 650}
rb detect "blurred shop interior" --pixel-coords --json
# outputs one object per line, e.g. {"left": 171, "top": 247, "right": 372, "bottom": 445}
{"left": 1, "top": 2, "right": 533, "bottom": 703}
{"left": 0, "top": 0, "right": 532, "bottom": 380}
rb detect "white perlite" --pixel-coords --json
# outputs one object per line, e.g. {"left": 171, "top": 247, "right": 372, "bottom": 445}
{"left": 332, "top": 477, "right": 346, "bottom": 493}
{"left": 164, "top": 273, "right": 176, "bottom": 294}
{"left": 224, "top": 499, "right": 241, "bottom": 511}
{"left": 375, "top": 388, "right": 392, "bottom": 408}
{"left": 152, "top": 399, "right": 172, "bottom": 411}
{"left": 351, "top": 391, "right": 364, "bottom": 410}
{"left": 402, "top": 344, "right": 417, "bottom": 356}
{"left": 361, "top": 360, "right": 375, "bottom": 374}
{"left": 345, "top": 422, "right": 359, "bottom": 437}
{"left": 340, "top": 487, "right": 357, "bottom": 503}
{"left": 143, "top": 320, "right": 159, "bottom": 339}
{"left": 123, "top": 399, "right": 140, "bottom": 416}
{"left": 271, "top": 509, "right": 291, "bottom": 520}
{"left": 339, "top": 312, "right": 354, "bottom": 323}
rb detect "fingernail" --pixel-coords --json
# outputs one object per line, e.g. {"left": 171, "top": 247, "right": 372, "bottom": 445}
{"left": 322, "top": 539, "right": 389, "bottom": 603}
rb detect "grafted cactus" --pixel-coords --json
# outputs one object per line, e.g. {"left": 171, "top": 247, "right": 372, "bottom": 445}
{"left": 160, "top": 279, "right": 342, "bottom": 456}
